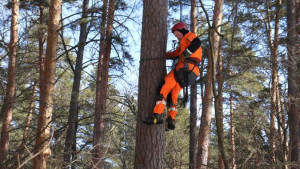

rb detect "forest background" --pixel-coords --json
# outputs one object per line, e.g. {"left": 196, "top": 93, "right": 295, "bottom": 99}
{"left": 0, "top": 0, "right": 299, "bottom": 168}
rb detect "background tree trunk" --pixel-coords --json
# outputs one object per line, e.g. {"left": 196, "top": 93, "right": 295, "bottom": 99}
{"left": 92, "top": 0, "right": 115, "bottom": 168}
{"left": 196, "top": 51, "right": 213, "bottom": 169}
{"left": 264, "top": 0, "right": 282, "bottom": 166}
{"left": 0, "top": 0, "right": 19, "bottom": 164}
{"left": 33, "top": 0, "right": 62, "bottom": 168}
{"left": 217, "top": 41, "right": 224, "bottom": 169}
{"left": 39, "top": 4, "right": 45, "bottom": 90}
{"left": 287, "top": 0, "right": 300, "bottom": 167}
{"left": 229, "top": 81, "right": 236, "bottom": 169}
{"left": 134, "top": 0, "right": 167, "bottom": 168}
{"left": 63, "top": 0, "right": 89, "bottom": 167}
{"left": 91, "top": 0, "right": 107, "bottom": 167}
{"left": 189, "top": 0, "right": 198, "bottom": 168}
{"left": 210, "top": 0, "right": 228, "bottom": 168}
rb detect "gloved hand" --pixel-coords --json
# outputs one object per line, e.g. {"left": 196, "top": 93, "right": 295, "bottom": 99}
{"left": 179, "top": 53, "right": 185, "bottom": 61}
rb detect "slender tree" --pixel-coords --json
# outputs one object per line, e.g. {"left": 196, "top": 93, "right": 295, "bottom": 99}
{"left": 264, "top": 0, "right": 282, "bottom": 167}
{"left": 33, "top": 0, "right": 62, "bottom": 168}
{"left": 189, "top": 0, "right": 198, "bottom": 168}
{"left": 228, "top": 3, "right": 237, "bottom": 169}
{"left": 39, "top": 3, "right": 46, "bottom": 88}
{"left": 196, "top": 50, "right": 213, "bottom": 169}
{"left": 229, "top": 79, "right": 236, "bottom": 169}
{"left": 287, "top": 0, "right": 300, "bottom": 167}
{"left": 210, "top": 0, "right": 228, "bottom": 168}
{"left": 134, "top": 0, "right": 168, "bottom": 168}
{"left": 216, "top": 40, "right": 224, "bottom": 169}
{"left": 63, "top": 0, "right": 89, "bottom": 167}
{"left": 92, "top": 0, "right": 115, "bottom": 167}
{"left": 0, "top": 0, "right": 19, "bottom": 164}
{"left": 91, "top": 0, "right": 108, "bottom": 167}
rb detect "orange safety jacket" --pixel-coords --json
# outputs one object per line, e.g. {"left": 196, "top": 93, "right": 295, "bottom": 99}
{"left": 166, "top": 32, "right": 202, "bottom": 86}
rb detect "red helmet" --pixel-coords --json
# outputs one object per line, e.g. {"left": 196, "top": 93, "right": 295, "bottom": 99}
{"left": 171, "top": 22, "right": 188, "bottom": 33}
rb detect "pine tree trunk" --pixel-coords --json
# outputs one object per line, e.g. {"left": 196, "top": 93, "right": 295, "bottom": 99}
{"left": 63, "top": 0, "right": 89, "bottom": 167}
{"left": 33, "top": 0, "right": 62, "bottom": 168}
{"left": 189, "top": 0, "right": 198, "bottom": 168}
{"left": 210, "top": 0, "right": 228, "bottom": 168}
{"left": 265, "top": 0, "right": 282, "bottom": 166}
{"left": 277, "top": 86, "right": 288, "bottom": 169}
{"left": 92, "top": 0, "right": 115, "bottom": 168}
{"left": 0, "top": 0, "right": 19, "bottom": 164}
{"left": 229, "top": 3, "right": 237, "bottom": 168}
{"left": 196, "top": 51, "right": 213, "bottom": 169}
{"left": 287, "top": 0, "right": 300, "bottom": 167}
{"left": 91, "top": 0, "right": 107, "bottom": 166}
{"left": 39, "top": 4, "right": 45, "bottom": 88}
{"left": 134, "top": 0, "right": 167, "bottom": 168}
{"left": 217, "top": 41, "right": 224, "bottom": 169}
{"left": 91, "top": 0, "right": 107, "bottom": 165}
{"left": 229, "top": 82, "right": 236, "bottom": 169}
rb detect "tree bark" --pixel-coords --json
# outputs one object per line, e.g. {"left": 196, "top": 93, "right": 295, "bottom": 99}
{"left": 91, "top": 0, "right": 107, "bottom": 167}
{"left": 277, "top": 86, "right": 288, "bottom": 169}
{"left": 39, "top": 4, "right": 45, "bottom": 90}
{"left": 63, "top": 0, "right": 89, "bottom": 167}
{"left": 33, "top": 0, "right": 62, "bottom": 168}
{"left": 217, "top": 41, "right": 224, "bottom": 169}
{"left": 229, "top": 81, "right": 236, "bottom": 169}
{"left": 0, "top": 0, "right": 19, "bottom": 164}
{"left": 210, "top": 0, "right": 228, "bottom": 168}
{"left": 134, "top": 0, "right": 167, "bottom": 168}
{"left": 287, "top": 0, "right": 300, "bottom": 167}
{"left": 196, "top": 51, "right": 213, "bottom": 169}
{"left": 189, "top": 0, "right": 198, "bottom": 168}
{"left": 228, "top": 3, "right": 238, "bottom": 168}
{"left": 92, "top": 0, "right": 115, "bottom": 168}
{"left": 264, "top": 0, "right": 282, "bottom": 166}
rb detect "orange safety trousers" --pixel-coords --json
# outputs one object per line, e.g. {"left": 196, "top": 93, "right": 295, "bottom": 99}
{"left": 153, "top": 69, "right": 182, "bottom": 119}
{"left": 153, "top": 32, "right": 202, "bottom": 120}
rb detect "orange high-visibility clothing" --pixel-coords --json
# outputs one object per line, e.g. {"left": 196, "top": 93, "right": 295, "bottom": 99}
{"left": 153, "top": 32, "right": 202, "bottom": 119}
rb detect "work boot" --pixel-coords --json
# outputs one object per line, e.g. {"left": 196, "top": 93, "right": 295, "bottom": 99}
{"left": 165, "top": 116, "right": 175, "bottom": 131}
{"left": 143, "top": 113, "right": 164, "bottom": 125}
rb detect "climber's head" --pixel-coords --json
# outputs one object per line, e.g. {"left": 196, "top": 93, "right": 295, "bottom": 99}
{"left": 171, "top": 22, "right": 189, "bottom": 40}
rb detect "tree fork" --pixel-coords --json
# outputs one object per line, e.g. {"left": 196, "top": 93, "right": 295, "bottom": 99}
{"left": 199, "top": 0, "right": 229, "bottom": 168}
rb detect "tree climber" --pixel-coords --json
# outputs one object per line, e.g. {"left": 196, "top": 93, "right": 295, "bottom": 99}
{"left": 143, "top": 22, "right": 202, "bottom": 130}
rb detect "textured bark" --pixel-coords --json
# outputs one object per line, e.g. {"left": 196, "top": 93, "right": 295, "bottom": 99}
{"left": 210, "top": 0, "right": 228, "bottom": 168}
{"left": 0, "top": 0, "right": 19, "bottom": 164}
{"left": 33, "top": 0, "right": 62, "bottom": 168}
{"left": 63, "top": 0, "right": 89, "bottom": 167}
{"left": 287, "top": 0, "right": 300, "bottom": 167}
{"left": 229, "top": 83, "right": 236, "bottom": 169}
{"left": 196, "top": 51, "right": 213, "bottom": 169}
{"left": 189, "top": 0, "right": 198, "bottom": 168}
{"left": 92, "top": 0, "right": 115, "bottom": 168}
{"left": 217, "top": 41, "right": 224, "bottom": 169}
{"left": 39, "top": 4, "right": 45, "bottom": 89}
{"left": 265, "top": 0, "right": 282, "bottom": 166}
{"left": 134, "top": 0, "right": 167, "bottom": 168}
{"left": 277, "top": 87, "right": 288, "bottom": 169}
{"left": 91, "top": 0, "right": 107, "bottom": 167}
